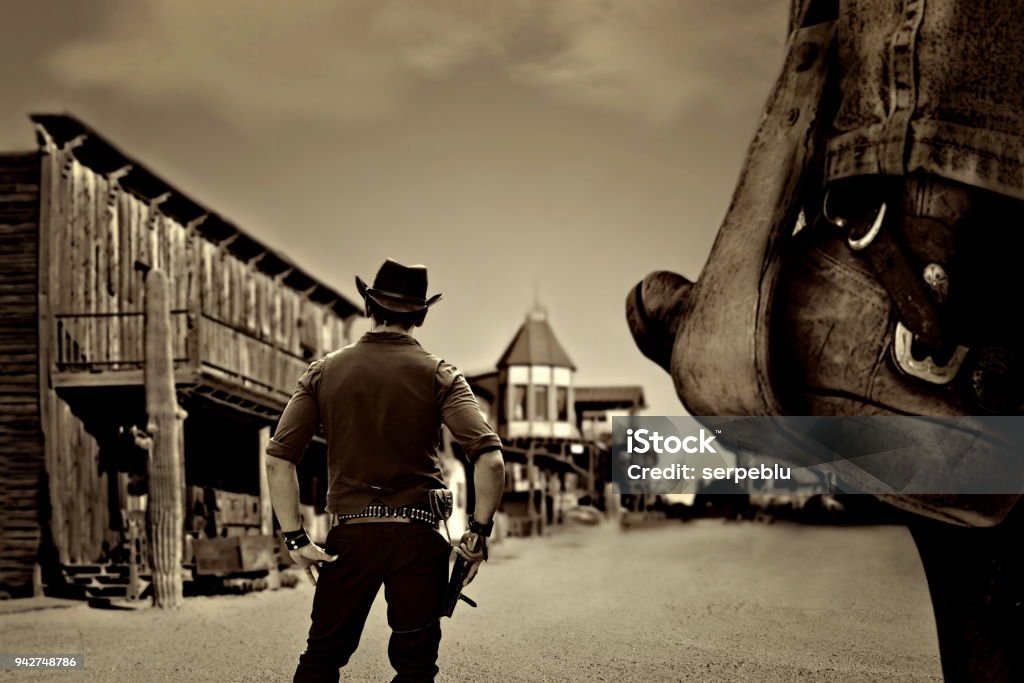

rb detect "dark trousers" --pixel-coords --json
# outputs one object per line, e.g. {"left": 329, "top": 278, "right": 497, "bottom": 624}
{"left": 293, "top": 522, "right": 451, "bottom": 683}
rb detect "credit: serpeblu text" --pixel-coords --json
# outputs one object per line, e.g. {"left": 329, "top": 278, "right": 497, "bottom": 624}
{"left": 625, "top": 463, "right": 792, "bottom": 485}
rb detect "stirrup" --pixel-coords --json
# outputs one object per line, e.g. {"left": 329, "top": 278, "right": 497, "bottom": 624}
{"left": 891, "top": 321, "right": 968, "bottom": 385}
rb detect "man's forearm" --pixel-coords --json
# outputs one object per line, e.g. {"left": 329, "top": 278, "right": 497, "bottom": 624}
{"left": 472, "top": 450, "right": 505, "bottom": 524}
{"left": 266, "top": 456, "right": 303, "bottom": 531}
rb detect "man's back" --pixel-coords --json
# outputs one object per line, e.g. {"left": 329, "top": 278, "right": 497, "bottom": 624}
{"left": 319, "top": 332, "right": 447, "bottom": 514}
{"left": 266, "top": 259, "right": 505, "bottom": 683}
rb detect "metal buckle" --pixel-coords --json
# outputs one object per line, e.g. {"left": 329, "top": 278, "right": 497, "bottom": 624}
{"left": 891, "top": 321, "right": 968, "bottom": 385}
{"left": 821, "top": 189, "right": 848, "bottom": 228}
{"left": 848, "top": 201, "right": 886, "bottom": 251}
{"left": 822, "top": 190, "right": 886, "bottom": 251}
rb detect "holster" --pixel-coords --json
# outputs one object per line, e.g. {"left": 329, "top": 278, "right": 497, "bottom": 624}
{"left": 427, "top": 488, "right": 453, "bottom": 522}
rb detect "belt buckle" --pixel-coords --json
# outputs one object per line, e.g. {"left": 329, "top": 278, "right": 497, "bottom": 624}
{"left": 891, "top": 321, "right": 968, "bottom": 385}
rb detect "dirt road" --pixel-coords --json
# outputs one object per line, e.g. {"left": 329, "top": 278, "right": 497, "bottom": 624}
{"left": 0, "top": 519, "right": 941, "bottom": 681}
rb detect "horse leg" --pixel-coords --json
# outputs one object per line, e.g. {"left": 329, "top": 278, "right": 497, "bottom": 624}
{"left": 909, "top": 514, "right": 1024, "bottom": 682}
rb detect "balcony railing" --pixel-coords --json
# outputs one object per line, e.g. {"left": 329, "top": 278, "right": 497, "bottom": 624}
{"left": 53, "top": 311, "right": 310, "bottom": 406}
{"left": 55, "top": 311, "right": 190, "bottom": 370}
{"left": 197, "top": 314, "right": 309, "bottom": 402}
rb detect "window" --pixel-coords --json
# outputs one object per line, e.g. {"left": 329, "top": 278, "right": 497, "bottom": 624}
{"left": 556, "top": 387, "right": 569, "bottom": 421}
{"left": 512, "top": 385, "right": 528, "bottom": 420}
{"left": 534, "top": 385, "right": 549, "bottom": 421}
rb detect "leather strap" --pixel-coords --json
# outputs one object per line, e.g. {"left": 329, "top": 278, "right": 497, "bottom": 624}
{"left": 824, "top": 177, "right": 964, "bottom": 349}
{"left": 855, "top": 202, "right": 946, "bottom": 347}
{"left": 342, "top": 516, "right": 412, "bottom": 525}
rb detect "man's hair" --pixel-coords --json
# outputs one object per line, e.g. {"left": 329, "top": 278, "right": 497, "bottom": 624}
{"left": 366, "top": 299, "right": 427, "bottom": 330}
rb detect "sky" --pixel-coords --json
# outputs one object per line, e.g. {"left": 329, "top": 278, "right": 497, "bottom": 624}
{"left": 0, "top": 0, "right": 789, "bottom": 415}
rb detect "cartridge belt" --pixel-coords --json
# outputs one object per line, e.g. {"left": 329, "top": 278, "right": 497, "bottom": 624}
{"left": 332, "top": 503, "right": 439, "bottom": 528}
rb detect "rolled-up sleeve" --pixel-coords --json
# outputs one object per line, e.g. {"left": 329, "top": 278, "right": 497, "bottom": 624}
{"left": 267, "top": 359, "right": 323, "bottom": 463}
{"left": 437, "top": 362, "right": 502, "bottom": 460}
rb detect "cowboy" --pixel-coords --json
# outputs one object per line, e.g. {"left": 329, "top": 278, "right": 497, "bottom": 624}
{"left": 265, "top": 259, "right": 506, "bottom": 683}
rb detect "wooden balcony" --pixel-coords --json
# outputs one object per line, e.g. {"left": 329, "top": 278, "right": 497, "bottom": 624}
{"left": 52, "top": 311, "right": 310, "bottom": 414}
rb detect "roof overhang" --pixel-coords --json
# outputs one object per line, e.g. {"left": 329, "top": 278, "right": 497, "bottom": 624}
{"left": 31, "top": 113, "right": 361, "bottom": 320}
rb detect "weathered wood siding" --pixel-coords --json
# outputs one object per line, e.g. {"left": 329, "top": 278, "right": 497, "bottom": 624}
{"left": 47, "top": 150, "right": 195, "bottom": 370}
{"left": 46, "top": 400, "right": 119, "bottom": 565}
{"left": 42, "top": 144, "right": 351, "bottom": 392}
{"left": 193, "top": 235, "right": 350, "bottom": 364}
{"left": 32, "top": 119, "right": 357, "bottom": 570}
{"left": 0, "top": 153, "right": 43, "bottom": 594}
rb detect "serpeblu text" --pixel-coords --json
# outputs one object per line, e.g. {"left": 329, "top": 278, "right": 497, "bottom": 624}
{"left": 626, "top": 463, "right": 792, "bottom": 484}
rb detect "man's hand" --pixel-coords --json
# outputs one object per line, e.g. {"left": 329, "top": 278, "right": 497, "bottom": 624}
{"left": 289, "top": 542, "right": 338, "bottom": 586}
{"left": 452, "top": 531, "right": 487, "bottom": 587}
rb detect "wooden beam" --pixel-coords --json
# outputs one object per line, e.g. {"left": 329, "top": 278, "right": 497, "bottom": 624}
{"left": 53, "top": 370, "right": 144, "bottom": 388}
{"left": 107, "top": 165, "right": 132, "bottom": 184}
{"left": 65, "top": 134, "right": 87, "bottom": 152}
{"left": 182, "top": 387, "right": 280, "bottom": 422}
{"left": 217, "top": 233, "right": 241, "bottom": 250}
{"left": 195, "top": 367, "right": 287, "bottom": 414}
{"left": 52, "top": 368, "right": 198, "bottom": 389}
{"left": 526, "top": 444, "right": 537, "bottom": 536}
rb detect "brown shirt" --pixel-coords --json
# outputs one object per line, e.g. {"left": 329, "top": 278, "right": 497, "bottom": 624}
{"left": 267, "top": 331, "right": 501, "bottom": 513}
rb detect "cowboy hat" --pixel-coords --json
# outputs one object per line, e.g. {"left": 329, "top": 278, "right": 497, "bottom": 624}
{"left": 355, "top": 259, "right": 444, "bottom": 313}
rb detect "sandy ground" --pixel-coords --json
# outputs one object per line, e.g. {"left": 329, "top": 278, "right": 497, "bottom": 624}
{"left": 0, "top": 519, "right": 941, "bottom": 682}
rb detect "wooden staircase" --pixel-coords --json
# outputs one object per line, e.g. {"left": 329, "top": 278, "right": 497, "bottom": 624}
{"left": 60, "top": 564, "right": 154, "bottom": 607}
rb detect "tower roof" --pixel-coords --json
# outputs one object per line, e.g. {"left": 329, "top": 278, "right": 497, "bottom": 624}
{"left": 497, "top": 312, "right": 576, "bottom": 370}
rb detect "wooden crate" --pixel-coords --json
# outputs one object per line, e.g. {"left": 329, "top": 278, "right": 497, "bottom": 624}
{"left": 193, "top": 535, "right": 276, "bottom": 576}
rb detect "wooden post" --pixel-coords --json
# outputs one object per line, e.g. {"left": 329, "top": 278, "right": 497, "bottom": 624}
{"left": 526, "top": 445, "right": 537, "bottom": 537}
{"left": 536, "top": 466, "right": 548, "bottom": 537}
{"left": 588, "top": 445, "right": 596, "bottom": 501}
{"left": 258, "top": 427, "right": 273, "bottom": 536}
{"left": 538, "top": 471, "right": 547, "bottom": 536}
{"left": 127, "top": 513, "right": 142, "bottom": 601}
{"left": 143, "top": 269, "right": 185, "bottom": 608}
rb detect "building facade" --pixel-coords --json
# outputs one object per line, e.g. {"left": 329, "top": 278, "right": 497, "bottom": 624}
{"left": 0, "top": 115, "right": 359, "bottom": 598}
{"left": 452, "top": 309, "right": 645, "bottom": 537}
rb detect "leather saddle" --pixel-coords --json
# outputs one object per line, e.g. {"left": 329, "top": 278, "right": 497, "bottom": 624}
{"left": 626, "top": 17, "right": 1024, "bottom": 526}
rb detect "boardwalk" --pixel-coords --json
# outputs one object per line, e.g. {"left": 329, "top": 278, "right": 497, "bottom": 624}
{"left": 0, "top": 519, "right": 941, "bottom": 682}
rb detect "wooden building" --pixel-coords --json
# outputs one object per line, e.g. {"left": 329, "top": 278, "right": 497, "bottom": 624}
{"left": 575, "top": 385, "right": 647, "bottom": 444}
{"left": 0, "top": 115, "right": 359, "bottom": 598}
{"left": 458, "top": 309, "right": 645, "bottom": 536}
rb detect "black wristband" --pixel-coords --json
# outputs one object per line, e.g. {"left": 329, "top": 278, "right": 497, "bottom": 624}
{"left": 283, "top": 529, "right": 310, "bottom": 551}
{"left": 468, "top": 515, "right": 493, "bottom": 538}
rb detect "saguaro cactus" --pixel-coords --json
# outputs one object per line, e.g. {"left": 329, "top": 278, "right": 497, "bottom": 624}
{"left": 143, "top": 269, "right": 186, "bottom": 608}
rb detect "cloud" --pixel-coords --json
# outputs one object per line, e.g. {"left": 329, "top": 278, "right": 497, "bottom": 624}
{"left": 45, "top": 0, "right": 788, "bottom": 126}
{"left": 508, "top": 1, "right": 789, "bottom": 124}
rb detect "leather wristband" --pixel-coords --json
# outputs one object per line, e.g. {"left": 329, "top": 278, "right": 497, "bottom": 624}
{"left": 283, "top": 528, "right": 310, "bottom": 551}
{"left": 468, "top": 515, "right": 493, "bottom": 538}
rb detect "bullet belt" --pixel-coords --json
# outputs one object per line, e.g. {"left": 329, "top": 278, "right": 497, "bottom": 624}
{"left": 332, "top": 504, "right": 439, "bottom": 528}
